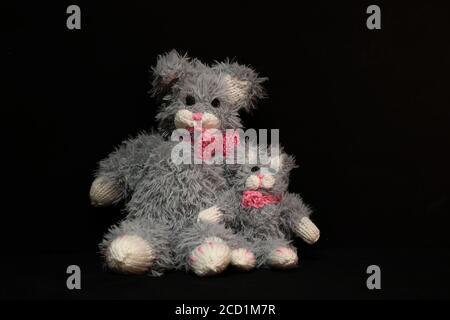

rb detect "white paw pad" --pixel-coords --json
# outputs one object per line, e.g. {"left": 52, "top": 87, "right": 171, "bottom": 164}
{"left": 231, "top": 248, "right": 256, "bottom": 271}
{"left": 296, "top": 217, "right": 320, "bottom": 244}
{"left": 106, "top": 235, "right": 154, "bottom": 274}
{"left": 197, "top": 206, "right": 223, "bottom": 224}
{"left": 267, "top": 247, "right": 298, "bottom": 269}
{"left": 189, "top": 237, "right": 231, "bottom": 276}
{"left": 90, "top": 176, "right": 122, "bottom": 207}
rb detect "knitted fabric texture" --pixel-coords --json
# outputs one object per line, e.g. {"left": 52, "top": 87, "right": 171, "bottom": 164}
{"left": 90, "top": 176, "right": 123, "bottom": 206}
{"left": 293, "top": 217, "right": 321, "bottom": 244}
{"left": 241, "top": 190, "right": 282, "bottom": 209}
{"left": 188, "top": 126, "right": 239, "bottom": 160}
{"left": 223, "top": 74, "right": 251, "bottom": 105}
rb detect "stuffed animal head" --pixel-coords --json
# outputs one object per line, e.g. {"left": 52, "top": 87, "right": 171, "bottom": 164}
{"left": 228, "top": 145, "right": 297, "bottom": 195}
{"left": 150, "top": 50, "right": 267, "bottom": 136}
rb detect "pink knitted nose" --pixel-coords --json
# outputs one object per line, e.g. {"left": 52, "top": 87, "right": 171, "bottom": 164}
{"left": 192, "top": 113, "right": 203, "bottom": 121}
{"left": 257, "top": 174, "right": 264, "bottom": 187}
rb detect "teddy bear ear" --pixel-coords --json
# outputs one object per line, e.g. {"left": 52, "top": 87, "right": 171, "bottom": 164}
{"left": 214, "top": 60, "right": 268, "bottom": 111}
{"left": 268, "top": 146, "right": 297, "bottom": 173}
{"left": 150, "top": 50, "right": 192, "bottom": 98}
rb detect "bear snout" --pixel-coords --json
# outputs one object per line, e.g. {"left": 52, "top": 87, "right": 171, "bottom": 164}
{"left": 192, "top": 112, "right": 203, "bottom": 121}
{"left": 174, "top": 109, "right": 220, "bottom": 129}
{"left": 261, "top": 174, "right": 275, "bottom": 189}
{"left": 245, "top": 174, "right": 275, "bottom": 190}
{"left": 174, "top": 109, "right": 195, "bottom": 128}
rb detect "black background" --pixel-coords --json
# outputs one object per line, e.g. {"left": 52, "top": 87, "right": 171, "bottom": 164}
{"left": 4, "top": 1, "right": 450, "bottom": 299}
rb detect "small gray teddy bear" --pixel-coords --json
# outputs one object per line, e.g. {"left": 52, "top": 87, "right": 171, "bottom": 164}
{"left": 199, "top": 145, "right": 320, "bottom": 270}
{"left": 89, "top": 50, "right": 266, "bottom": 276}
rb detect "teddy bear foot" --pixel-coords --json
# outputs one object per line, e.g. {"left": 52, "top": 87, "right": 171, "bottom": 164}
{"left": 105, "top": 235, "right": 154, "bottom": 274}
{"left": 231, "top": 248, "right": 256, "bottom": 271}
{"left": 189, "top": 237, "right": 231, "bottom": 276}
{"left": 267, "top": 247, "right": 298, "bottom": 269}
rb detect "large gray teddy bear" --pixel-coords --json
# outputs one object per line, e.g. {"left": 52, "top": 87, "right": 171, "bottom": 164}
{"left": 90, "top": 50, "right": 266, "bottom": 276}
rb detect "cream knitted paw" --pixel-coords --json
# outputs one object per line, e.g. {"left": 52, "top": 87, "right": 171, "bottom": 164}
{"left": 90, "top": 176, "right": 123, "bottom": 207}
{"left": 267, "top": 247, "right": 298, "bottom": 269}
{"left": 197, "top": 206, "right": 223, "bottom": 224}
{"left": 188, "top": 237, "right": 231, "bottom": 276}
{"left": 231, "top": 248, "right": 256, "bottom": 271}
{"left": 105, "top": 235, "right": 154, "bottom": 274}
{"left": 294, "top": 217, "right": 320, "bottom": 244}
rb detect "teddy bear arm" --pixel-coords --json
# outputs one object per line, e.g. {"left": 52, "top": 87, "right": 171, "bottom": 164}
{"left": 196, "top": 190, "right": 239, "bottom": 226}
{"left": 91, "top": 133, "right": 163, "bottom": 206}
{"left": 280, "top": 193, "right": 312, "bottom": 221}
{"left": 280, "top": 193, "right": 320, "bottom": 244}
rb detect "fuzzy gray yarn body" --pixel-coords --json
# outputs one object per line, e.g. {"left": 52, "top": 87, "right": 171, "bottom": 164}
{"left": 98, "top": 138, "right": 233, "bottom": 274}
{"left": 93, "top": 50, "right": 266, "bottom": 275}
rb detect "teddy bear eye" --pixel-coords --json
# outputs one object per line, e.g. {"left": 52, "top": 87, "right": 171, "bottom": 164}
{"left": 185, "top": 95, "right": 196, "bottom": 106}
{"left": 211, "top": 98, "right": 221, "bottom": 108}
{"left": 251, "top": 166, "right": 260, "bottom": 172}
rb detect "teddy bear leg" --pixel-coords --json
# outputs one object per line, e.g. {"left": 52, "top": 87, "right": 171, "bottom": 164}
{"left": 230, "top": 247, "right": 257, "bottom": 271}
{"left": 263, "top": 238, "right": 299, "bottom": 269}
{"left": 189, "top": 237, "right": 232, "bottom": 276}
{"left": 175, "top": 222, "right": 236, "bottom": 276}
{"left": 229, "top": 234, "right": 257, "bottom": 271}
{"left": 100, "top": 218, "right": 172, "bottom": 275}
